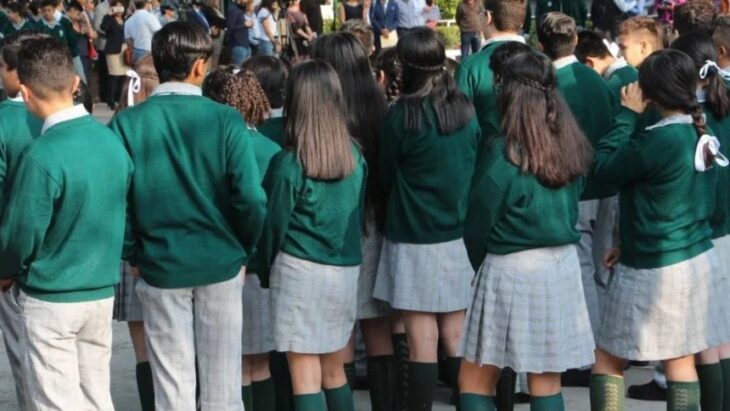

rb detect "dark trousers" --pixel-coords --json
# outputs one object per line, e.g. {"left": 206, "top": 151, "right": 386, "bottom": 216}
{"left": 106, "top": 75, "right": 125, "bottom": 109}
{"left": 96, "top": 51, "right": 109, "bottom": 102}
{"left": 460, "top": 32, "right": 481, "bottom": 59}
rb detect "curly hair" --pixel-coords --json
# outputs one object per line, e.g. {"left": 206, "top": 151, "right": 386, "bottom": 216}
{"left": 202, "top": 65, "right": 237, "bottom": 103}
{"left": 221, "top": 70, "right": 271, "bottom": 126}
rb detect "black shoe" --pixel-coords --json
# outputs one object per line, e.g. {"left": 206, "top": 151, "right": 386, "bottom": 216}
{"left": 515, "top": 393, "right": 530, "bottom": 404}
{"left": 561, "top": 368, "right": 591, "bottom": 387}
{"left": 627, "top": 381, "right": 667, "bottom": 402}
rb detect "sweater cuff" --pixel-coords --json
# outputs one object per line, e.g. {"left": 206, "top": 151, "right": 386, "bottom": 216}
{"left": 616, "top": 105, "right": 640, "bottom": 125}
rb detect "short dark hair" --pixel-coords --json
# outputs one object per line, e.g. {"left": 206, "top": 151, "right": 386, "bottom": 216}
{"left": 0, "top": 30, "right": 51, "bottom": 71}
{"left": 39, "top": 0, "right": 54, "bottom": 9}
{"left": 68, "top": 0, "right": 83, "bottom": 11}
{"left": 489, "top": 41, "right": 532, "bottom": 84}
{"left": 151, "top": 21, "right": 214, "bottom": 83}
{"left": 575, "top": 30, "right": 611, "bottom": 63}
{"left": 16, "top": 37, "right": 76, "bottom": 98}
{"left": 537, "top": 12, "right": 577, "bottom": 60}
{"left": 241, "top": 55, "right": 288, "bottom": 109}
{"left": 484, "top": 0, "right": 526, "bottom": 32}
{"left": 712, "top": 16, "right": 730, "bottom": 55}
{"left": 674, "top": 0, "right": 715, "bottom": 35}
{"left": 6, "top": 2, "right": 26, "bottom": 14}
{"left": 134, "top": 0, "right": 148, "bottom": 9}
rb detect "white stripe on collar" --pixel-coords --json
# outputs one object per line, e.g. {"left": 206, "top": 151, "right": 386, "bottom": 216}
{"left": 604, "top": 58, "right": 628, "bottom": 80}
{"left": 151, "top": 82, "right": 203, "bottom": 97}
{"left": 553, "top": 55, "right": 579, "bottom": 70}
{"left": 483, "top": 34, "right": 526, "bottom": 48}
{"left": 9, "top": 94, "right": 24, "bottom": 102}
{"left": 645, "top": 114, "right": 694, "bottom": 131}
{"left": 697, "top": 88, "right": 707, "bottom": 104}
{"left": 41, "top": 104, "right": 88, "bottom": 135}
{"left": 270, "top": 108, "right": 284, "bottom": 119}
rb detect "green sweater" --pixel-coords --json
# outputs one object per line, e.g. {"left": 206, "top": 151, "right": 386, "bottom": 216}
{"left": 41, "top": 18, "right": 79, "bottom": 57}
{"left": 379, "top": 100, "right": 480, "bottom": 244}
{"left": 536, "top": 0, "right": 587, "bottom": 27}
{"left": 705, "top": 106, "right": 730, "bottom": 239}
{"left": 556, "top": 61, "right": 617, "bottom": 200}
{"left": 0, "top": 115, "right": 133, "bottom": 302}
{"left": 254, "top": 146, "right": 366, "bottom": 286}
{"left": 109, "top": 93, "right": 268, "bottom": 288}
{"left": 0, "top": 100, "right": 42, "bottom": 205}
{"left": 464, "top": 137, "right": 583, "bottom": 270}
{"left": 1, "top": 19, "right": 36, "bottom": 37}
{"left": 258, "top": 116, "right": 286, "bottom": 147}
{"left": 592, "top": 108, "right": 716, "bottom": 269}
{"left": 606, "top": 64, "right": 638, "bottom": 102}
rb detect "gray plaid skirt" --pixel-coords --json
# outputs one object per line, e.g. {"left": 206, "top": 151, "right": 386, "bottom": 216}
{"left": 242, "top": 274, "right": 275, "bottom": 355}
{"left": 598, "top": 249, "right": 730, "bottom": 361}
{"left": 270, "top": 252, "right": 359, "bottom": 354}
{"left": 113, "top": 262, "right": 144, "bottom": 322}
{"left": 459, "top": 245, "right": 596, "bottom": 373}
{"left": 357, "top": 231, "right": 392, "bottom": 320}
{"left": 713, "top": 235, "right": 730, "bottom": 275}
{"left": 373, "top": 238, "right": 473, "bottom": 313}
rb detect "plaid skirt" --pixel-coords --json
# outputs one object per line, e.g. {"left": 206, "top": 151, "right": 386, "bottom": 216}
{"left": 713, "top": 235, "right": 730, "bottom": 275}
{"left": 357, "top": 231, "right": 392, "bottom": 320}
{"left": 242, "top": 274, "right": 275, "bottom": 355}
{"left": 270, "top": 252, "right": 359, "bottom": 354}
{"left": 113, "top": 262, "right": 144, "bottom": 322}
{"left": 598, "top": 249, "right": 730, "bottom": 361}
{"left": 459, "top": 245, "right": 596, "bottom": 373}
{"left": 373, "top": 238, "right": 473, "bottom": 313}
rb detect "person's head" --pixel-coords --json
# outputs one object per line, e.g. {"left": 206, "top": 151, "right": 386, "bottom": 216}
{"left": 66, "top": 0, "right": 83, "bottom": 21}
{"left": 713, "top": 16, "right": 730, "bottom": 69}
{"left": 202, "top": 65, "right": 237, "bottom": 103}
{"left": 6, "top": 2, "right": 25, "bottom": 23}
{"left": 151, "top": 21, "right": 213, "bottom": 85}
{"left": 219, "top": 70, "right": 271, "bottom": 126}
{"left": 150, "top": 0, "right": 160, "bottom": 8}
{"left": 537, "top": 12, "right": 577, "bottom": 60}
{"left": 673, "top": 0, "right": 715, "bottom": 36}
{"left": 342, "top": 19, "right": 375, "bottom": 56}
{"left": 39, "top": 0, "right": 55, "bottom": 22}
{"left": 672, "top": 31, "right": 730, "bottom": 119}
{"left": 117, "top": 54, "right": 160, "bottom": 112}
{"left": 496, "top": 50, "right": 592, "bottom": 187}
{"left": 483, "top": 0, "right": 526, "bottom": 36}
{"left": 375, "top": 47, "right": 400, "bottom": 102}
{"left": 241, "top": 55, "right": 288, "bottom": 109}
{"left": 284, "top": 60, "right": 354, "bottom": 180}
{"left": 426, "top": 0, "right": 434, "bottom": 6}
{"left": 161, "top": 5, "right": 175, "bottom": 17}
{"left": 618, "top": 17, "right": 664, "bottom": 67}
{"left": 259, "top": 0, "right": 276, "bottom": 11}
{"left": 28, "top": 0, "right": 40, "bottom": 17}
{"left": 488, "top": 40, "right": 532, "bottom": 84}
{"left": 16, "top": 37, "right": 79, "bottom": 118}
{"left": 398, "top": 27, "right": 475, "bottom": 134}
{"left": 575, "top": 30, "right": 617, "bottom": 75}
{"left": 110, "top": 0, "right": 125, "bottom": 16}
{"left": 640, "top": 49, "right": 702, "bottom": 128}
{"left": 0, "top": 30, "right": 50, "bottom": 97}
{"left": 134, "top": 0, "right": 150, "bottom": 10}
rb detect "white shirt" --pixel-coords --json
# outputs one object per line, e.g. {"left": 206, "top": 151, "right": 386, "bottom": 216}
{"left": 9, "top": 94, "right": 24, "bottom": 102}
{"left": 151, "top": 82, "right": 203, "bottom": 96}
{"left": 41, "top": 104, "right": 88, "bottom": 135}
{"left": 553, "top": 55, "right": 578, "bottom": 70}
{"left": 124, "top": 9, "right": 163, "bottom": 51}
{"left": 482, "top": 34, "right": 526, "bottom": 48}
{"left": 604, "top": 58, "right": 628, "bottom": 80}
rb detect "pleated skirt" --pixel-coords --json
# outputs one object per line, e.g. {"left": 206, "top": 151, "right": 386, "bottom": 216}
{"left": 242, "top": 273, "right": 275, "bottom": 355}
{"left": 357, "top": 231, "right": 392, "bottom": 320}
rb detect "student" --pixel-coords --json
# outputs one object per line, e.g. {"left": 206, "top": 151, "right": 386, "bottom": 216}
{"left": 456, "top": 0, "right": 483, "bottom": 59}
{"left": 373, "top": 28, "right": 479, "bottom": 411}
{"left": 672, "top": 0, "right": 714, "bottom": 36}
{"left": 108, "top": 22, "right": 267, "bottom": 411}
{"left": 38, "top": 0, "right": 82, "bottom": 81}
{"left": 590, "top": 49, "right": 730, "bottom": 411}
{"left": 2, "top": 3, "right": 35, "bottom": 36}
{"left": 243, "top": 55, "right": 288, "bottom": 147}
{"left": 616, "top": 16, "right": 663, "bottom": 69}
{"left": 0, "top": 36, "right": 132, "bottom": 410}
{"left": 66, "top": 0, "right": 96, "bottom": 84}
{"left": 672, "top": 31, "right": 730, "bottom": 411}
{"left": 535, "top": 0, "right": 587, "bottom": 28}
{"left": 575, "top": 30, "right": 637, "bottom": 100}
{"left": 459, "top": 48, "right": 595, "bottom": 411}
{"left": 455, "top": 0, "right": 527, "bottom": 139}
{"left": 313, "top": 31, "right": 393, "bottom": 410}
{"left": 375, "top": 46, "right": 401, "bottom": 102}
{"left": 116, "top": 54, "right": 159, "bottom": 113}
{"left": 253, "top": 60, "right": 366, "bottom": 411}
{"left": 0, "top": 29, "right": 46, "bottom": 410}
{"left": 713, "top": 18, "right": 730, "bottom": 71}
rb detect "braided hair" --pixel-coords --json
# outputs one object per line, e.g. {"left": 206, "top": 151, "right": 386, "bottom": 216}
{"left": 375, "top": 47, "right": 401, "bottom": 102}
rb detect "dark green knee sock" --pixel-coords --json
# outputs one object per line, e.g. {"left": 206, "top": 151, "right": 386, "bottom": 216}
{"left": 444, "top": 357, "right": 462, "bottom": 410}
{"left": 293, "top": 392, "right": 325, "bottom": 411}
{"left": 367, "top": 355, "right": 398, "bottom": 411}
{"left": 697, "top": 363, "right": 723, "bottom": 411}
{"left": 135, "top": 361, "right": 155, "bottom": 411}
{"left": 407, "top": 362, "right": 438, "bottom": 411}
{"left": 530, "top": 393, "right": 564, "bottom": 411}
{"left": 243, "top": 385, "right": 253, "bottom": 411}
{"left": 343, "top": 362, "right": 356, "bottom": 391}
{"left": 392, "top": 334, "right": 409, "bottom": 411}
{"left": 270, "top": 352, "right": 295, "bottom": 411}
{"left": 324, "top": 384, "right": 355, "bottom": 411}
{"left": 460, "top": 393, "right": 496, "bottom": 411}
{"left": 589, "top": 374, "right": 624, "bottom": 411}
{"left": 721, "top": 359, "right": 730, "bottom": 411}
{"left": 667, "top": 381, "right": 700, "bottom": 411}
{"left": 253, "top": 378, "right": 277, "bottom": 411}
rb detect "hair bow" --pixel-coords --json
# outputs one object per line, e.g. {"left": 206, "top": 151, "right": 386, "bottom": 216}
{"left": 695, "top": 134, "right": 730, "bottom": 172}
{"left": 126, "top": 69, "right": 142, "bottom": 108}
{"left": 699, "top": 60, "right": 730, "bottom": 81}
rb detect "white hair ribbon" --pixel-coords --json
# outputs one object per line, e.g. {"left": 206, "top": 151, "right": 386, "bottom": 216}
{"left": 602, "top": 39, "right": 620, "bottom": 59}
{"left": 695, "top": 134, "right": 730, "bottom": 172}
{"left": 699, "top": 60, "right": 730, "bottom": 81}
{"left": 126, "top": 70, "right": 142, "bottom": 107}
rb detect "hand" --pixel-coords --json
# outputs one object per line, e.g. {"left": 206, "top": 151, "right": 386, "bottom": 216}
{"left": 381, "top": 28, "right": 389, "bottom": 37}
{"left": 130, "top": 266, "right": 141, "bottom": 278}
{"left": 0, "top": 279, "right": 14, "bottom": 293}
{"left": 621, "top": 82, "right": 647, "bottom": 114}
{"left": 244, "top": 20, "right": 254, "bottom": 27}
{"left": 603, "top": 248, "right": 621, "bottom": 269}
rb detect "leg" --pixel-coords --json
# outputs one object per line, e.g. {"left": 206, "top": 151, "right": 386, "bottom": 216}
{"left": 590, "top": 348, "right": 626, "bottom": 411}
{"left": 287, "top": 353, "right": 322, "bottom": 395}
{"left": 576, "top": 200, "right": 601, "bottom": 338}
{"left": 243, "top": 355, "right": 254, "bottom": 411}
{"left": 470, "top": 33, "right": 481, "bottom": 53}
{"left": 402, "top": 310, "right": 439, "bottom": 411}
{"left": 696, "top": 348, "right": 723, "bottom": 411}
{"left": 136, "top": 278, "right": 197, "bottom": 411}
{"left": 438, "top": 310, "right": 466, "bottom": 408}
{"left": 322, "top": 350, "right": 354, "bottom": 411}
{"left": 362, "top": 317, "right": 395, "bottom": 357}
{"left": 194, "top": 275, "right": 244, "bottom": 411}
{"left": 391, "top": 315, "right": 409, "bottom": 411}
{"left": 341, "top": 334, "right": 356, "bottom": 390}
{"left": 664, "top": 356, "right": 701, "bottom": 411}
{"left": 97, "top": 51, "right": 108, "bottom": 102}
{"left": 458, "top": 360, "right": 499, "bottom": 411}
{"left": 129, "top": 321, "right": 154, "bottom": 411}
{"left": 77, "top": 297, "right": 115, "bottom": 410}
{"left": 527, "top": 373, "right": 563, "bottom": 411}
{"left": 0, "top": 285, "right": 28, "bottom": 408}
{"left": 270, "top": 351, "right": 296, "bottom": 411}
{"left": 460, "top": 32, "right": 471, "bottom": 59}
{"left": 251, "top": 354, "right": 276, "bottom": 411}
{"left": 363, "top": 317, "right": 397, "bottom": 411}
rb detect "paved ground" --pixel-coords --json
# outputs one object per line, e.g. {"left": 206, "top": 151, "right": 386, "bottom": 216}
{"left": 0, "top": 105, "right": 667, "bottom": 410}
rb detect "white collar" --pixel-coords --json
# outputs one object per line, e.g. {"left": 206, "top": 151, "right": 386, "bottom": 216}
{"left": 604, "top": 58, "right": 628, "bottom": 79}
{"left": 697, "top": 88, "right": 707, "bottom": 104}
{"left": 483, "top": 34, "right": 526, "bottom": 48}
{"left": 553, "top": 55, "right": 578, "bottom": 70}
{"left": 645, "top": 114, "right": 694, "bottom": 131}
{"left": 11, "top": 19, "right": 26, "bottom": 30}
{"left": 9, "top": 94, "right": 24, "bottom": 102}
{"left": 270, "top": 108, "right": 283, "bottom": 118}
{"left": 41, "top": 104, "right": 88, "bottom": 135}
{"left": 42, "top": 19, "right": 60, "bottom": 28}
{"left": 151, "top": 82, "right": 203, "bottom": 96}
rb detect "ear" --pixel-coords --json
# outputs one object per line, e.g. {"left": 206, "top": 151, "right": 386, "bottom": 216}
{"left": 720, "top": 46, "right": 728, "bottom": 58}
{"left": 191, "top": 58, "right": 208, "bottom": 81}
{"left": 19, "top": 84, "right": 31, "bottom": 105}
{"left": 377, "top": 69, "right": 386, "bottom": 85}
{"left": 585, "top": 57, "right": 596, "bottom": 68}
{"left": 484, "top": 10, "right": 492, "bottom": 26}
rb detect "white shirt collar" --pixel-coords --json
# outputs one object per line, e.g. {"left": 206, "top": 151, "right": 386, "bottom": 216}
{"left": 9, "top": 94, "right": 24, "bottom": 102}
{"left": 604, "top": 58, "right": 628, "bottom": 79}
{"left": 645, "top": 114, "right": 694, "bottom": 131}
{"left": 270, "top": 108, "right": 283, "bottom": 118}
{"left": 53, "top": 9, "right": 62, "bottom": 22}
{"left": 41, "top": 104, "right": 88, "bottom": 135}
{"left": 151, "top": 82, "right": 203, "bottom": 96}
{"left": 483, "top": 34, "right": 526, "bottom": 48}
{"left": 697, "top": 88, "right": 707, "bottom": 104}
{"left": 553, "top": 55, "right": 579, "bottom": 70}
{"left": 42, "top": 19, "right": 60, "bottom": 28}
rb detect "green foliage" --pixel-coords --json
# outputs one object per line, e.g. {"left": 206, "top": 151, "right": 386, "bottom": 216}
{"left": 436, "top": 25, "right": 460, "bottom": 48}
{"left": 438, "top": 0, "right": 459, "bottom": 18}
{"left": 323, "top": 18, "right": 337, "bottom": 33}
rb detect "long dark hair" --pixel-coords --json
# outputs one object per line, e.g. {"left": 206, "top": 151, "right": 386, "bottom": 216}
{"left": 284, "top": 60, "right": 355, "bottom": 180}
{"left": 242, "top": 55, "right": 288, "bottom": 109}
{"left": 671, "top": 31, "right": 730, "bottom": 120}
{"left": 375, "top": 47, "right": 401, "bottom": 102}
{"left": 312, "top": 32, "right": 387, "bottom": 229}
{"left": 397, "top": 27, "right": 475, "bottom": 134}
{"left": 497, "top": 51, "right": 593, "bottom": 187}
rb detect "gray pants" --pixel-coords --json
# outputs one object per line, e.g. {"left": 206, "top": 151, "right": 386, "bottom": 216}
{"left": 14, "top": 288, "right": 115, "bottom": 411}
{"left": 136, "top": 275, "right": 244, "bottom": 411}
{"left": 0, "top": 286, "right": 28, "bottom": 409}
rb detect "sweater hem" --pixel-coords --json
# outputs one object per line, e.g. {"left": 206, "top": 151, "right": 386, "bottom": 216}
{"left": 383, "top": 228, "right": 464, "bottom": 245}
{"left": 139, "top": 260, "right": 245, "bottom": 289}
{"left": 20, "top": 285, "right": 115, "bottom": 303}
{"left": 620, "top": 240, "right": 713, "bottom": 269}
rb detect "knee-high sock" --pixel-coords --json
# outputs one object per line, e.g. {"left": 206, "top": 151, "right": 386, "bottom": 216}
{"left": 495, "top": 367, "right": 516, "bottom": 411}
{"left": 136, "top": 361, "right": 155, "bottom": 411}
{"left": 460, "top": 393, "right": 496, "bottom": 411}
{"left": 530, "top": 393, "right": 564, "bottom": 411}
{"left": 367, "top": 355, "right": 397, "bottom": 411}
{"left": 293, "top": 392, "right": 325, "bottom": 411}
{"left": 270, "top": 352, "right": 295, "bottom": 411}
{"left": 253, "top": 378, "right": 277, "bottom": 411}
{"left": 667, "top": 381, "right": 700, "bottom": 411}
{"left": 324, "top": 384, "right": 355, "bottom": 411}
{"left": 392, "top": 334, "right": 409, "bottom": 411}
{"left": 720, "top": 359, "right": 730, "bottom": 411}
{"left": 697, "top": 363, "right": 723, "bottom": 411}
{"left": 407, "top": 362, "right": 438, "bottom": 411}
{"left": 243, "top": 385, "right": 253, "bottom": 411}
{"left": 343, "top": 362, "right": 356, "bottom": 391}
{"left": 444, "top": 357, "right": 462, "bottom": 410}
{"left": 589, "top": 374, "right": 624, "bottom": 411}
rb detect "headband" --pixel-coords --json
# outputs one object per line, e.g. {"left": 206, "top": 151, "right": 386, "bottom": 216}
{"left": 401, "top": 60, "right": 445, "bottom": 72}
{"left": 126, "top": 69, "right": 142, "bottom": 108}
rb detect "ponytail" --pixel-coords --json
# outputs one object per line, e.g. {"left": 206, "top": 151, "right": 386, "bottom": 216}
{"left": 704, "top": 68, "right": 730, "bottom": 119}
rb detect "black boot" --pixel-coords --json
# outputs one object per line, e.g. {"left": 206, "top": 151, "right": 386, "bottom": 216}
{"left": 495, "top": 368, "right": 516, "bottom": 411}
